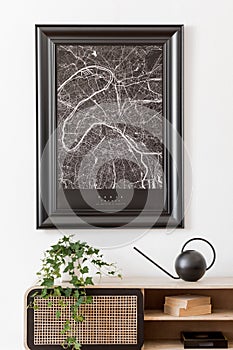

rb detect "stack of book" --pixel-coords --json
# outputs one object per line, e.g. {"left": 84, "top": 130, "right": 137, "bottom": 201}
{"left": 164, "top": 294, "right": 211, "bottom": 317}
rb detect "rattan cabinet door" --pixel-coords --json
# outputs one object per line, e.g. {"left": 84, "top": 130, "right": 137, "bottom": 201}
{"left": 26, "top": 288, "right": 144, "bottom": 350}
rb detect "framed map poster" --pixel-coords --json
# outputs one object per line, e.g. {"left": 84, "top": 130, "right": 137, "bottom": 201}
{"left": 36, "top": 25, "right": 184, "bottom": 229}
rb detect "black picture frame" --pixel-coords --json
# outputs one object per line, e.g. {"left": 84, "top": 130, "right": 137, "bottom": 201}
{"left": 36, "top": 25, "right": 184, "bottom": 229}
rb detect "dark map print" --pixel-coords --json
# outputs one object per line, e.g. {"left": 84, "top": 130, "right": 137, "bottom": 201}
{"left": 57, "top": 45, "right": 163, "bottom": 190}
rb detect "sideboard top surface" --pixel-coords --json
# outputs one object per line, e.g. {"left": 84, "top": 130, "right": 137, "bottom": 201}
{"left": 29, "top": 277, "right": 233, "bottom": 291}
{"left": 91, "top": 276, "right": 233, "bottom": 289}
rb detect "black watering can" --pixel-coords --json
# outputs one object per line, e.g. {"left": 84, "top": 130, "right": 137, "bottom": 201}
{"left": 134, "top": 238, "right": 216, "bottom": 282}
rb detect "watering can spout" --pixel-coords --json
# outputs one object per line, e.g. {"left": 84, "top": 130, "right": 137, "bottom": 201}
{"left": 133, "top": 247, "right": 180, "bottom": 280}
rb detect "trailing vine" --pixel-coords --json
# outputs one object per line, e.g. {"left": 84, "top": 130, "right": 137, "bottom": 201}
{"left": 29, "top": 235, "right": 121, "bottom": 350}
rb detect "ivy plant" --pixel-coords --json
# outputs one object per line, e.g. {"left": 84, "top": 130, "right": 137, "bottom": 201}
{"left": 29, "top": 235, "right": 121, "bottom": 350}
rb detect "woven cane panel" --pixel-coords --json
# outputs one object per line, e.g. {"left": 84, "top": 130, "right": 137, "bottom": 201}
{"left": 34, "top": 295, "right": 138, "bottom": 345}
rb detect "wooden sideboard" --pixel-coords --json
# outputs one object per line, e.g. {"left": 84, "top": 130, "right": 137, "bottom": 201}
{"left": 25, "top": 277, "right": 233, "bottom": 349}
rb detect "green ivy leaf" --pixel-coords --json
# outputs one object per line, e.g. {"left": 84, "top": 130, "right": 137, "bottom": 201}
{"left": 56, "top": 310, "right": 61, "bottom": 319}
{"left": 76, "top": 315, "right": 85, "bottom": 322}
{"left": 63, "top": 236, "right": 70, "bottom": 242}
{"left": 85, "top": 296, "right": 93, "bottom": 304}
{"left": 54, "top": 287, "right": 61, "bottom": 297}
{"left": 74, "top": 343, "right": 81, "bottom": 350}
{"left": 80, "top": 266, "right": 89, "bottom": 274}
{"left": 51, "top": 244, "right": 60, "bottom": 253}
{"left": 73, "top": 290, "right": 80, "bottom": 299}
{"left": 108, "top": 271, "right": 115, "bottom": 275}
{"left": 61, "top": 320, "right": 71, "bottom": 334}
{"left": 71, "top": 276, "right": 83, "bottom": 287}
{"left": 41, "top": 288, "right": 48, "bottom": 298}
{"left": 75, "top": 296, "right": 84, "bottom": 307}
{"left": 85, "top": 277, "right": 93, "bottom": 285}
{"left": 33, "top": 303, "right": 39, "bottom": 310}
{"left": 64, "top": 262, "right": 74, "bottom": 273}
{"left": 67, "top": 336, "right": 75, "bottom": 345}
{"left": 64, "top": 288, "right": 72, "bottom": 297}
{"left": 42, "top": 278, "right": 54, "bottom": 288}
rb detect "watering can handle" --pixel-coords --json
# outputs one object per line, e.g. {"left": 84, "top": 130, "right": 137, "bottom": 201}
{"left": 181, "top": 238, "right": 216, "bottom": 271}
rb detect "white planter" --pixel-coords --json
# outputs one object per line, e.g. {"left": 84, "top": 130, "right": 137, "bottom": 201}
{"left": 61, "top": 257, "right": 83, "bottom": 282}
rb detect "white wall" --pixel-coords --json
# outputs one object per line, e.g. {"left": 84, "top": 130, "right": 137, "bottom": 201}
{"left": 0, "top": 0, "right": 233, "bottom": 348}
